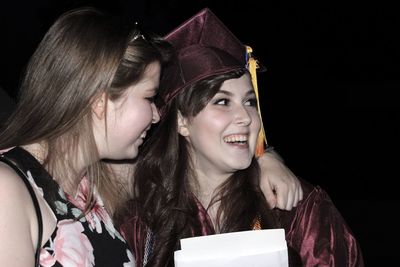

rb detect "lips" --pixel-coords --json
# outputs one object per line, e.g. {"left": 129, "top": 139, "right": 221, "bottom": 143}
{"left": 223, "top": 134, "right": 249, "bottom": 144}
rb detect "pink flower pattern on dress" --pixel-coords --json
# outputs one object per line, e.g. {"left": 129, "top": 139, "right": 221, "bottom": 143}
{"left": 67, "top": 177, "right": 121, "bottom": 239}
{"left": 40, "top": 220, "right": 94, "bottom": 267}
{"left": 40, "top": 249, "right": 57, "bottom": 267}
{"left": 2, "top": 147, "right": 134, "bottom": 266}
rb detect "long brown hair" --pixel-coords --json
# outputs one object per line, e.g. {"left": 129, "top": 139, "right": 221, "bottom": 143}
{"left": 0, "top": 7, "right": 171, "bottom": 215}
{"left": 133, "top": 69, "right": 276, "bottom": 266}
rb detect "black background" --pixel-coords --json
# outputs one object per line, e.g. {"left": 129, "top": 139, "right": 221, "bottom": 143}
{"left": 1, "top": 1, "right": 398, "bottom": 265}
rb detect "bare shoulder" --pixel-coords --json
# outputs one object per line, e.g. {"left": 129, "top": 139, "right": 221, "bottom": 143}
{"left": 0, "top": 162, "right": 37, "bottom": 265}
{"left": 0, "top": 161, "right": 29, "bottom": 195}
{"left": 0, "top": 161, "right": 34, "bottom": 217}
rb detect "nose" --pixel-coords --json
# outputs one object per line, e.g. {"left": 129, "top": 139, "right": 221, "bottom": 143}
{"left": 234, "top": 104, "right": 252, "bottom": 126}
{"left": 151, "top": 103, "right": 160, "bottom": 123}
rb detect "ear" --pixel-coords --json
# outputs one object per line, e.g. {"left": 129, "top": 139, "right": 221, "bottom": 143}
{"left": 177, "top": 111, "right": 190, "bottom": 137}
{"left": 92, "top": 93, "right": 106, "bottom": 120}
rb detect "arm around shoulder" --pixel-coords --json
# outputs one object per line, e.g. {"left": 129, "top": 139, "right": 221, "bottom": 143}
{"left": 0, "top": 164, "right": 37, "bottom": 266}
{"left": 257, "top": 148, "right": 303, "bottom": 210}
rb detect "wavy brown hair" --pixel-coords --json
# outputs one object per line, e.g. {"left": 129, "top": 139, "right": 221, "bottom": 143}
{"left": 0, "top": 7, "right": 171, "bottom": 215}
{"left": 133, "top": 69, "right": 277, "bottom": 266}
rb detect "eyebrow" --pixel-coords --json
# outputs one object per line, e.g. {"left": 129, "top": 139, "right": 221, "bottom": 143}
{"left": 218, "top": 89, "right": 256, "bottom": 97}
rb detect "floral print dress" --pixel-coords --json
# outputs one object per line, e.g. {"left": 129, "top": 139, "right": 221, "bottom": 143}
{"left": 2, "top": 147, "right": 134, "bottom": 267}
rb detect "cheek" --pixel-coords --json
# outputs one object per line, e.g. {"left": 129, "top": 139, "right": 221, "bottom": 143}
{"left": 206, "top": 111, "right": 231, "bottom": 129}
{"left": 189, "top": 114, "right": 225, "bottom": 144}
{"left": 114, "top": 101, "right": 153, "bottom": 135}
{"left": 252, "top": 114, "right": 261, "bottom": 133}
{"left": 129, "top": 102, "right": 154, "bottom": 128}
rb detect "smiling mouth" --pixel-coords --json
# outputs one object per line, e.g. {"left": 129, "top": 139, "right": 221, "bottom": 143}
{"left": 223, "top": 134, "right": 249, "bottom": 145}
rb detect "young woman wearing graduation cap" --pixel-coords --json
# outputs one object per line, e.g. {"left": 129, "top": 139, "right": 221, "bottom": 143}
{"left": 121, "top": 8, "right": 364, "bottom": 267}
{"left": 0, "top": 5, "right": 305, "bottom": 266}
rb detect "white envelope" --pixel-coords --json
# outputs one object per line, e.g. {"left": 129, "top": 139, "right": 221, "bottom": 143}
{"left": 174, "top": 228, "right": 288, "bottom": 267}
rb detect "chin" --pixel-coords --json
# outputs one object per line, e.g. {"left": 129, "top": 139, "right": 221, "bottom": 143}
{"left": 126, "top": 151, "right": 138, "bottom": 160}
{"left": 230, "top": 159, "right": 252, "bottom": 171}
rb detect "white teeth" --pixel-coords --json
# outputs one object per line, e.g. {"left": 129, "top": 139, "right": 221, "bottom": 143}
{"left": 223, "top": 135, "right": 248, "bottom": 143}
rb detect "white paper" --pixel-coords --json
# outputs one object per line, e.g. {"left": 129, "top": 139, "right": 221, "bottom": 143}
{"left": 174, "top": 229, "right": 288, "bottom": 267}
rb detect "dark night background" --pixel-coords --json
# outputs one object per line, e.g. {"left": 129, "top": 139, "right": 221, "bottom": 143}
{"left": 1, "top": 1, "right": 398, "bottom": 265}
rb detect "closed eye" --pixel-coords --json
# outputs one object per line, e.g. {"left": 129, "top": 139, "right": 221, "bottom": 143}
{"left": 145, "top": 95, "right": 158, "bottom": 103}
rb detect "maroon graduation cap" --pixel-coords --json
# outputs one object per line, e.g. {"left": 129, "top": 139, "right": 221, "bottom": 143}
{"left": 160, "top": 8, "right": 248, "bottom": 105}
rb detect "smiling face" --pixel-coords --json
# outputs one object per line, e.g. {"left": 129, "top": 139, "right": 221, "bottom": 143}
{"left": 179, "top": 73, "right": 261, "bottom": 177}
{"left": 94, "top": 61, "right": 161, "bottom": 160}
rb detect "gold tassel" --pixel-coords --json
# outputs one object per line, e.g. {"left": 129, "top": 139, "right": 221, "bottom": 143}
{"left": 251, "top": 214, "right": 262, "bottom": 230}
{"left": 246, "top": 46, "right": 267, "bottom": 157}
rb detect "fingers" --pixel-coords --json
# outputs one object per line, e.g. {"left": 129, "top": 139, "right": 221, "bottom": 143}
{"left": 295, "top": 178, "right": 304, "bottom": 205}
{"left": 261, "top": 178, "right": 277, "bottom": 209}
{"left": 274, "top": 182, "right": 288, "bottom": 210}
{"left": 257, "top": 152, "right": 304, "bottom": 211}
{"left": 275, "top": 178, "right": 303, "bottom": 210}
{"left": 292, "top": 176, "right": 304, "bottom": 208}
{"left": 298, "top": 180, "right": 304, "bottom": 201}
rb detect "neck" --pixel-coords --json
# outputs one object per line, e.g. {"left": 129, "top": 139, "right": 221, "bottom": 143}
{"left": 193, "top": 168, "right": 228, "bottom": 207}
{"left": 22, "top": 142, "right": 89, "bottom": 196}
{"left": 192, "top": 168, "right": 231, "bottom": 233}
{"left": 106, "top": 160, "right": 136, "bottom": 197}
